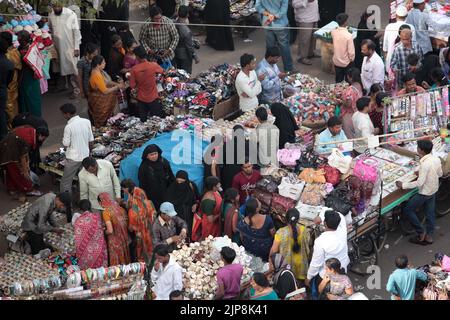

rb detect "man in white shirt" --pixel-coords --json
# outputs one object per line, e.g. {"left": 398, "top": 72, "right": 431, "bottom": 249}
{"left": 361, "top": 39, "right": 385, "bottom": 94}
{"left": 383, "top": 5, "right": 416, "bottom": 73}
{"left": 235, "top": 53, "right": 264, "bottom": 112}
{"left": 59, "top": 103, "right": 94, "bottom": 194}
{"left": 396, "top": 140, "right": 443, "bottom": 245}
{"left": 151, "top": 244, "right": 183, "bottom": 300}
{"left": 78, "top": 157, "right": 121, "bottom": 211}
{"left": 306, "top": 210, "right": 349, "bottom": 298}
{"left": 352, "top": 97, "right": 375, "bottom": 154}
{"left": 252, "top": 107, "right": 279, "bottom": 167}
{"left": 292, "top": 0, "right": 319, "bottom": 65}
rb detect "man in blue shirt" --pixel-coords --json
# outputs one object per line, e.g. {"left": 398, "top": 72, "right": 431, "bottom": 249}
{"left": 386, "top": 255, "right": 427, "bottom": 300}
{"left": 256, "top": 47, "right": 287, "bottom": 105}
{"left": 315, "top": 116, "right": 347, "bottom": 154}
{"left": 406, "top": 0, "right": 450, "bottom": 55}
{"left": 255, "top": 0, "right": 294, "bottom": 72}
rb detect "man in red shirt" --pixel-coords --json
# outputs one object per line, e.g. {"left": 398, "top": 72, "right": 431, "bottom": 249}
{"left": 232, "top": 160, "right": 262, "bottom": 205}
{"left": 129, "top": 46, "right": 165, "bottom": 122}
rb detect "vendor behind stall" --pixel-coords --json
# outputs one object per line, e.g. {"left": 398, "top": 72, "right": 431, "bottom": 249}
{"left": 21, "top": 192, "right": 72, "bottom": 255}
{"left": 256, "top": 47, "right": 285, "bottom": 105}
{"left": 152, "top": 202, "right": 188, "bottom": 252}
{"left": 232, "top": 159, "right": 262, "bottom": 205}
{"left": 315, "top": 116, "right": 347, "bottom": 154}
{"left": 151, "top": 244, "right": 183, "bottom": 300}
{"left": 396, "top": 140, "right": 442, "bottom": 245}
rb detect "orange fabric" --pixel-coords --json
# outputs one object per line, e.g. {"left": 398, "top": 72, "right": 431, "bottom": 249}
{"left": 89, "top": 70, "right": 108, "bottom": 94}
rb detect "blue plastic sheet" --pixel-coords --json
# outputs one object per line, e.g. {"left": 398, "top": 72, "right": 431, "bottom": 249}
{"left": 119, "top": 130, "right": 208, "bottom": 192}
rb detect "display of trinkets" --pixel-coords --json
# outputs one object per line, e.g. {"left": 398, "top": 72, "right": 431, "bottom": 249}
{"left": 172, "top": 236, "right": 252, "bottom": 300}
{"left": 0, "top": 252, "right": 60, "bottom": 295}
{"left": 0, "top": 203, "right": 31, "bottom": 235}
{"left": 43, "top": 224, "right": 75, "bottom": 254}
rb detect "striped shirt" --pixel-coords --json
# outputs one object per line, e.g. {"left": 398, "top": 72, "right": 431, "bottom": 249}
{"left": 138, "top": 16, "right": 179, "bottom": 61}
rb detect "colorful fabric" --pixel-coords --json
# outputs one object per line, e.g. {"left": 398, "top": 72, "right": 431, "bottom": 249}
{"left": 128, "top": 187, "right": 155, "bottom": 263}
{"left": 340, "top": 85, "right": 362, "bottom": 139}
{"left": 5, "top": 162, "right": 33, "bottom": 193}
{"left": 274, "top": 225, "right": 308, "bottom": 280}
{"left": 200, "top": 191, "right": 222, "bottom": 240}
{"left": 100, "top": 192, "right": 131, "bottom": 266}
{"left": 5, "top": 48, "right": 22, "bottom": 126}
{"left": 249, "top": 287, "right": 280, "bottom": 300}
{"left": 74, "top": 211, "right": 108, "bottom": 269}
{"left": 18, "top": 56, "right": 42, "bottom": 117}
{"left": 222, "top": 203, "right": 242, "bottom": 244}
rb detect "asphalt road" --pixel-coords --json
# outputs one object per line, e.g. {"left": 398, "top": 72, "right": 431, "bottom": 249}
{"left": 1, "top": 0, "right": 449, "bottom": 300}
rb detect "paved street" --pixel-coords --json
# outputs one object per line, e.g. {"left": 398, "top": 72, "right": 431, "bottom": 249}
{"left": 1, "top": 0, "right": 449, "bottom": 300}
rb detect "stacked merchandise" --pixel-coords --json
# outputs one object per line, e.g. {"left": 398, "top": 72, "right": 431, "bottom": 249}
{"left": 283, "top": 79, "right": 349, "bottom": 128}
{"left": 387, "top": 86, "right": 450, "bottom": 137}
{"left": 0, "top": 252, "right": 61, "bottom": 297}
{"left": 42, "top": 115, "right": 181, "bottom": 172}
{"left": 0, "top": 203, "right": 31, "bottom": 235}
{"left": 172, "top": 236, "right": 255, "bottom": 300}
{"left": 43, "top": 224, "right": 75, "bottom": 254}
{"left": 417, "top": 253, "right": 450, "bottom": 301}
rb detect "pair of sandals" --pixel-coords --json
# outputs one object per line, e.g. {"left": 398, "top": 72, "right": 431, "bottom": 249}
{"left": 409, "top": 234, "right": 433, "bottom": 245}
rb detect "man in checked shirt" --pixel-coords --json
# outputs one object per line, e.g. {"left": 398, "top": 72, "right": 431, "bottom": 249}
{"left": 139, "top": 6, "right": 179, "bottom": 65}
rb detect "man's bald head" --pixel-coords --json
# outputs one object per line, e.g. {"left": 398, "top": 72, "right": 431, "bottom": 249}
{"left": 399, "top": 28, "right": 413, "bottom": 47}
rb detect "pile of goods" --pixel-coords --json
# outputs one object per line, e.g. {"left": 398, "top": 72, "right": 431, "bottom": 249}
{"left": 418, "top": 253, "right": 450, "bottom": 301}
{"left": 43, "top": 224, "right": 75, "bottom": 254}
{"left": 0, "top": 252, "right": 60, "bottom": 296}
{"left": 0, "top": 203, "right": 31, "bottom": 235}
{"left": 172, "top": 236, "right": 252, "bottom": 300}
{"left": 283, "top": 81, "right": 348, "bottom": 127}
{"left": 160, "top": 64, "right": 240, "bottom": 117}
{"left": 43, "top": 115, "right": 180, "bottom": 171}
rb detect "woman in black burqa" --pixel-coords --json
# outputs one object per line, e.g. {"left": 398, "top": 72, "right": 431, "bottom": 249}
{"left": 204, "top": 0, "right": 235, "bottom": 51}
{"left": 165, "top": 170, "right": 200, "bottom": 235}
{"left": 270, "top": 103, "right": 299, "bottom": 149}
{"left": 138, "top": 144, "right": 175, "bottom": 210}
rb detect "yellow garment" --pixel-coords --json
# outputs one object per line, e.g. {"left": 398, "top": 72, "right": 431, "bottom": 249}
{"left": 298, "top": 168, "right": 326, "bottom": 184}
{"left": 274, "top": 225, "right": 309, "bottom": 280}
{"left": 5, "top": 48, "right": 22, "bottom": 127}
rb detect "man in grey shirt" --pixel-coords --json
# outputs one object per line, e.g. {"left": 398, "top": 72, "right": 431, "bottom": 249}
{"left": 152, "top": 202, "right": 188, "bottom": 252}
{"left": 22, "top": 192, "right": 72, "bottom": 254}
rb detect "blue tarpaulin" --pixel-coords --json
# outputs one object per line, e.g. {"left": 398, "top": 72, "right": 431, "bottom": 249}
{"left": 119, "top": 130, "right": 208, "bottom": 192}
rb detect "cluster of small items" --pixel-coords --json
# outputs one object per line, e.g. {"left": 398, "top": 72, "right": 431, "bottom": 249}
{"left": 283, "top": 80, "right": 349, "bottom": 127}
{"left": 43, "top": 224, "right": 75, "bottom": 254}
{"left": 172, "top": 236, "right": 252, "bottom": 300}
{"left": 160, "top": 64, "right": 240, "bottom": 118}
{"left": 0, "top": 202, "right": 31, "bottom": 235}
{"left": 0, "top": 252, "right": 60, "bottom": 297}
{"left": 43, "top": 115, "right": 180, "bottom": 171}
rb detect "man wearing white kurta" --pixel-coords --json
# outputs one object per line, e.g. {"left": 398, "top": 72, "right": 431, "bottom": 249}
{"left": 48, "top": 1, "right": 82, "bottom": 99}
{"left": 361, "top": 39, "right": 385, "bottom": 94}
{"left": 235, "top": 53, "right": 263, "bottom": 113}
{"left": 352, "top": 97, "right": 375, "bottom": 154}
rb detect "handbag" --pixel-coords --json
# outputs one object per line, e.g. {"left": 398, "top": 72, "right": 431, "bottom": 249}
{"left": 423, "top": 283, "right": 438, "bottom": 300}
{"left": 442, "top": 255, "right": 450, "bottom": 272}
{"left": 277, "top": 148, "right": 301, "bottom": 166}
{"left": 298, "top": 168, "right": 326, "bottom": 184}
{"left": 252, "top": 189, "right": 273, "bottom": 213}
{"left": 319, "top": 164, "right": 341, "bottom": 186}
{"left": 353, "top": 157, "right": 379, "bottom": 183}
{"left": 256, "top": 176, "right": 279, "bottom": 193}
{"left": 328, "top": 148, "right": 352, "bottom": 174}
{"left": 295, "top": 147, "right": 326, "bottom": 172}
{"left": 346, "top": 175, "right": 362, "bottom": 206}
{"left": 278, "top": 177, "right": 305, "bottom": 201}
{"left": 325, "top": 187, "right": 353, "bottom": 216}
{"left": 300, "top": 183, "right": 326, "bottom": 206}
{"left": 271, "top": 193, "right": 297, "bottom": 218}
{"left": 282, "top": 270, "right": 306, "bottom": 300}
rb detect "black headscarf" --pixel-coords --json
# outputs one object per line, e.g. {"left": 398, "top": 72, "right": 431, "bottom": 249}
{"left": 141, "top": 144, "right": 164, "bottom": 172}
{"left": 270, "top": 103, "right": 299, "bottom": 149}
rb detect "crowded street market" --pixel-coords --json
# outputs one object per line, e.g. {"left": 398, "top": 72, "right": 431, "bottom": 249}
{"left": 0, "top": 0, "right": 450, "bottom": 302}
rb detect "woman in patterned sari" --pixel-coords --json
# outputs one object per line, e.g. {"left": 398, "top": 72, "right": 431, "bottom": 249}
{"left": 339, "top": 68, "right": 363, "bottom": 139}
{"left": 98, "top": 192, "right": 130, "bottom": 266}
{"left": 88, "top": 55, "right": 124, "bottom": 127}
{"left": 121, "top": 179, "right": 155, "bottom": 263}
{"left": 74, "top": 199, "right": 108, "bottom": 269}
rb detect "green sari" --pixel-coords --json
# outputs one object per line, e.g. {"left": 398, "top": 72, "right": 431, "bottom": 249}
{"left": 19, "top": 61, "right": 42, "bottom": 117}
